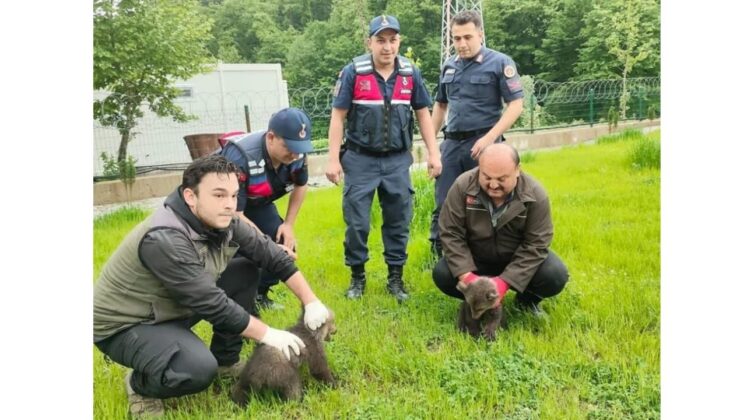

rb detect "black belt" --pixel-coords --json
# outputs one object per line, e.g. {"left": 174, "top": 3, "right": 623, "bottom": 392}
{"left": 444, "top": 126, "right": 493, "bottom": 140}
{"left": 343, "top": 142, "right": 406, "bottom": 157}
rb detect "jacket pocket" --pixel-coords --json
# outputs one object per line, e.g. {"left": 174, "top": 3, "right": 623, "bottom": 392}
{"left": 464, "top": 75, "right": 493, "bottom": 99}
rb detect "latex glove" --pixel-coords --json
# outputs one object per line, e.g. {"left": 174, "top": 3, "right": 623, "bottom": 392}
{"left": 276, "top": 223, "right": 297, "bottom": 252}
{"left": 304, "top": 300, "right": 330, "bottom": 330}
{"left": 492, "top": 276, "right": 510, "bottom": 307}
{"left": 259, "top": 327, "right": 305, "bottom": 360}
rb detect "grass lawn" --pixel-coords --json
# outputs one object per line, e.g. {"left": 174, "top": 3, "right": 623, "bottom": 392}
{"left": 93, "top": 129, "right": 660, "bottom": 419}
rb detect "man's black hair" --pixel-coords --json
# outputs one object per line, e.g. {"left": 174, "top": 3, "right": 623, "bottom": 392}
{"left": 182, "top": 155, "right": 240, "bottom": 194}
{"left": 451, "top": 10, "right": 483, "bottom": 30}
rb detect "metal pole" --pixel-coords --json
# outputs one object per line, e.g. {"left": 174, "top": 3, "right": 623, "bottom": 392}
{"left": 638, "top": 86, "right": 645, "bottom": 121}
{"left": 589, "top": 88, "right": 595, "bottom": 127}
{"left": 529, "top": 93, "right": 535, "bottom": 134}
{"left": 244, "top": 105, "right": 252, "bottom": 132}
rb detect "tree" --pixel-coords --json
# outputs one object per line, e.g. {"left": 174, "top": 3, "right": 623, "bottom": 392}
{"left": 483, "top": 0, "right": 554, "bottom": 77}
{"left": 94, "top": 0, "right": 214, "bottom": 163}
{"left": 576, "top": 0, "right": 659, "bottom": 117}
{"left": 534, "top": 0, "right": 593, "bottom": 82}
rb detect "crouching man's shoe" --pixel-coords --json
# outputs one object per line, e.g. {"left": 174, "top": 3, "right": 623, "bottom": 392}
{"left": 125, "top": 371, "right": 164, "bottom": 418}
{"left": 346, "top": 265, "right": 366, "bottom": 299}
{"left": 386, "top": 265, "right": 409, "bottom": 302}
{"left": 514, "top": 294, "right": 548, "bottom": 319}
{"left": 255, "top": 290, "right": 284, "bottom": 310}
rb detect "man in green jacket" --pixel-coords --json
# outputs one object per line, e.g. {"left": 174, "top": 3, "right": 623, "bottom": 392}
{"left": 433, "top": 143, "right": 568, "bottom": 317}
{"left": 93, "top": 155, "right": 331, "bottom": 418}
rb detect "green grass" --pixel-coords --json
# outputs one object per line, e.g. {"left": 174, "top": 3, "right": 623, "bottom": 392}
{"left": 93, "top": 129, "right": 660, "bottom": 419}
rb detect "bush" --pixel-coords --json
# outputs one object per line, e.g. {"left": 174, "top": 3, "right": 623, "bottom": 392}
{"left": 629, "top": 135, "right": 660, "bottom": 169}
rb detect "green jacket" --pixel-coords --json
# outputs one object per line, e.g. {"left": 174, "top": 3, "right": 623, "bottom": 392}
{"left": 93, "top": 189, "right": 297, "bottom": 342}
{"left": 439, "top": 169, "right": 553, "bottom": 292}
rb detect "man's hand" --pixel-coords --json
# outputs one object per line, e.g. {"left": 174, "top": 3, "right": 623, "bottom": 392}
{"left": 427, "top": 153, "right": 442, "bottom": 178}
{"left": 276, "top": 223, "right": 297, "bottom": 252}
{"left": 304, "top": 300, "right": 330, "bottom": 330}
{"left": 492, "top": 276, "right": 510, "bottom": 307}
{"left": 259, "top": 327, "right": 306, "bottom": 360}
{"left": 470, "top": 135, "right": 495, "bottom": 160}
{"left": 325, "top": 159, "right": 344, "bottom": 185}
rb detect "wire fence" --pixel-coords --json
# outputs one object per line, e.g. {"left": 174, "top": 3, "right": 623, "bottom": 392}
{"left": 94, "top": 76, "right": 659, "bottom": 178}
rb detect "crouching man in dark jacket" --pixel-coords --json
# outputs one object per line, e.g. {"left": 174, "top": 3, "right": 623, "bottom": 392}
{"left": 433, "top": 143, "right": 569, "bottom": 318}
{"left": 93, "top": 155, "right": 330, "bottom": 418}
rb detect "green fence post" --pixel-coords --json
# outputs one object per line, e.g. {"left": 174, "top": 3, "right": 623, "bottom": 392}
{"left": 589, "top": 88, "right": 595, "bottom": 127}
{"left": 529, "top": 93, "right": 535, "bottom": 134}
{"left": 638, "top": 86, "right": 645, "bottom": 121}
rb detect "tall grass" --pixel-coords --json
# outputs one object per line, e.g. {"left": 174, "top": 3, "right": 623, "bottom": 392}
{"left": 93, "top": 130, "right": 660, "bottom": 418}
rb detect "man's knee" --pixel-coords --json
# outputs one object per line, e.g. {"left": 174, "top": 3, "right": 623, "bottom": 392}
{"left": 163, "top": 345, "right": 219, "bottom": 395}
{"left": 533, "top": 252, "right": 570, "bottom": 297}
{"left": 432, "top": 258, "right": 463, "bottom": 299}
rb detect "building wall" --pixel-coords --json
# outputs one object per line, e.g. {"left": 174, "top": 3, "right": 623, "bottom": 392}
{"left": 93, "top": 63, "right": 289, "bottom": 176}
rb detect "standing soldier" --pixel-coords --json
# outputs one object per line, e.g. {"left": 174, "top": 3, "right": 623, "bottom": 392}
{"left": 429, "top": 10, "right": 524, "bottom": 258}
{"left": 219, "top": 107, "right": 313, "bottom": 310}
{"left": 325, "top": 14, "right": 442, "bottom": 302}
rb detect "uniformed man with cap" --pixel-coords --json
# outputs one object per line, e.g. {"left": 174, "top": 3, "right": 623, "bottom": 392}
{"left": 429, "top": 10, "right": 525, "bottom": 258}
{"left": 325, "top": 14, "right": 442, "bottom": 302}
{"left": 219, "top": 107, "right": 314, "bottom": 310}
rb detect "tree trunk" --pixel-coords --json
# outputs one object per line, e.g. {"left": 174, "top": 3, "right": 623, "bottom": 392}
{"left": 117, "top": 130, "right": 130, "bottom": 164}
{"left": 620, "top": 65, "right": 629, "bottom": 120}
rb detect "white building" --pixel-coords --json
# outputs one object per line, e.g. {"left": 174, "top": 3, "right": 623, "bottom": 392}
{"left": 93, "top": 63, "right": 289, "bottom": 176}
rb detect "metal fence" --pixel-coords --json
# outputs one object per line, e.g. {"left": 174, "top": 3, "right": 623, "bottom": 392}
{"left": 93, "top": 76, "right": 659, "bottom": 178}
{"left": 290, "top": 76, "right": 660, "bottom": 138}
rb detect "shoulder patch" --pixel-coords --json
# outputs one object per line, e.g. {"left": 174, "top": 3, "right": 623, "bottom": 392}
{"left": 504, "top": 65, "right": 517, "bottom": 78}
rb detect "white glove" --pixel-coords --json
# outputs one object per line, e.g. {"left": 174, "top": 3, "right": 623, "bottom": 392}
{"left": 304, "top": 300, "right": 330, "bottom": 331}
{"left": 259, "top": 327, "right": 305, "bottom": 360}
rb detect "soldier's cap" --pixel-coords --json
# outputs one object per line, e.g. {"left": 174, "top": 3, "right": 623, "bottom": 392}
{"left": 268, "top": 108, "right": 313, "bottom": 154}
{"left": 368, "top": 15, "right": 400, "bottom": 36}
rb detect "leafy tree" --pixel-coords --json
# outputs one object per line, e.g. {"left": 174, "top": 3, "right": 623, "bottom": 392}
{"left": 94, "top": 0, "right": 214, "bottom": 163}
{"left": 386, "top": 0, "right": 441, "bottom": 82}
{"left": 576, "top": 0, "right": 659, "bottom": 117}
{"left": 483, "top": 0, "right": 554, "bottom": 76}
{"left": 535, "top": 0, "right": 593, "bottom": 81}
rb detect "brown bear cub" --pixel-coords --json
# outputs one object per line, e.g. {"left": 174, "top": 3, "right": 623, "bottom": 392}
{"left": 230, "top": 310, "right": 337, "bottom": 406}
{"left": 456, "top": 276, "right": 505, "bottom": 341}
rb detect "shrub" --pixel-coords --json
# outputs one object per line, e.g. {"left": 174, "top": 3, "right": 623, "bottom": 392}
{"left": 629, "top": 135, "right": 660, "bottom": 169}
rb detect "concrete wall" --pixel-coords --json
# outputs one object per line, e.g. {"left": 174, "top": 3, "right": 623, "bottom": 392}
{"left": 93, "top": 120, "right": 660, "bottom": 205}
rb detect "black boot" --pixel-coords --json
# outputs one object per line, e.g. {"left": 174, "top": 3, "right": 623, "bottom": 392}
{"left": 346, "top": 265, "right": 366, "bottom": 299}
{"left": 386, "top": 265, "right": 409, "bottom": 302}
{"left": 255, "top": 289, "right": 284, "bottom": 311}
{"left": 515, "top": 293, "right": 548, "bottom": 318}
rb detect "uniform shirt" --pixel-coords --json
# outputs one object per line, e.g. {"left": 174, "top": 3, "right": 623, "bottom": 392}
{"left": 220, "top": 130, "right": 309, "bottom": 212}
{"left": 332, "top": 57, "right": 433, "bottom": 112}
{"left": 436, "top": 47, "right": 524, "bottom": 132}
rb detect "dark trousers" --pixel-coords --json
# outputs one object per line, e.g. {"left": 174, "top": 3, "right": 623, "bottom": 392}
{"left": 432, "top": 250, "right": 569, "bottom": 304}
{"left": 341, "top": 149, "right": 414, "bottom": 266}
{"left": 95, "top": 258, "right": 259, "bottom": 399}
{"left": 430, "top": 133, "right": 489, "bottom": 244}
{"left": 243, "top": 203, "right": 285, "bottom": 293}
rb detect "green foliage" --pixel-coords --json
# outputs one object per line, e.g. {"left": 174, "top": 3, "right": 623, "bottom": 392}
{"left": 94, "top": 0, "right": 215, "bottom": 163}
{"left": 647, "top": 104, "right": 657, "bottom": 120}
{"left": 100, "top": 152, "right": 119, "bottom": 178}
{"left": 535, "top": 0, "right": 594, "bottom": 81}
{"left": 607, "top": 106, "right": 619, "bottom": 132}
{"left": 597, "top": 128, "right": 642, "bottom": 145}
{"left": 94, "top": 134, "right": 660, "bottom": 418}
{"left": 520, "top": 151, "right": 537, "bottom": 163}
{"left": 630, "top": 131, "right": 660, "bottom": 169}
{"left": 575, "top": 0, "right": 660, "bottom": 81}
